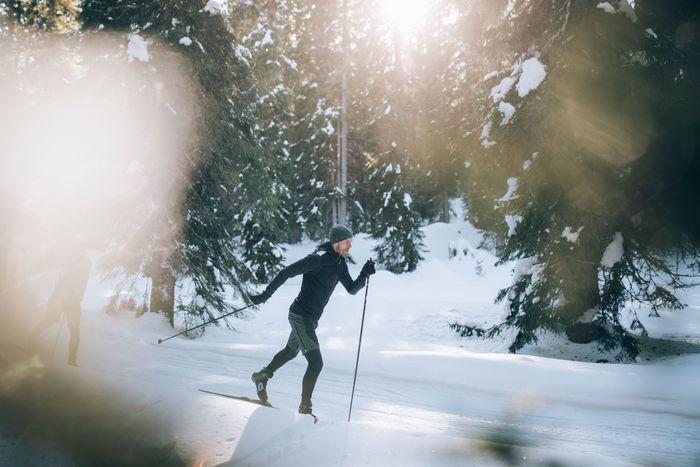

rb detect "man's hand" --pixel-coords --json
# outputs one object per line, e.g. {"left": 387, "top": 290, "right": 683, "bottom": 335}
{"left": 250, "top": 292, "right": 269, "bottom": 305}
{"left": 360, "top": 259, "right": 376, "bottom": 277}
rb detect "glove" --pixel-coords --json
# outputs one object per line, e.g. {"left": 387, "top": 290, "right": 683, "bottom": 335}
{"left": 250, "top": 292, "right": 269, "bottom": 305}
{"left": 360, "top": 259, "right": 376, "bottom": 277}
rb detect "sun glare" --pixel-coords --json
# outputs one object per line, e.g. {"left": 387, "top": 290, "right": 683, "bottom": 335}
{"left": 381, "top": 0, "right": 433, "bottom": 33}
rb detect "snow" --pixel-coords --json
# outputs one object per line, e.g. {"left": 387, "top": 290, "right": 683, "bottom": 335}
{"left": 259, "top": 30, "right": 274, "bottom": 47}
{"left": 490, "top": 76, "right": 516, "bottom": 102}
{"left": 601, "top": 232, "right": 624, "bottom": 268}
{"left": 516, "top": 58, "right": 546, "bottom": 98}
{"left": 505, "top": 214, "right": 522, "bottom": 237}
{"left": 202, "top": 0, "right": 227, "bottom": 15}
{"left": 480, "top": 121, "right": 496, "bottom": 148}
{"left": 498, "top": 177, "right": 519, "bottom": 202}
{"left": 127, "top": 34, "right": 150, "bottom": 63}
{"left": 499, "top": 101, "right": 515, "bottom": 125}
{"left": 561, "top": 226, "right": 583, "bottom": 243}
{"left": 179, "top": 37, "right": 192, "bottom": 46}
{"left": 597, "top": 2, "right": 616, "bottom": 14}
{"left": 645, "top": 28, "right": 658, "bottom": 39}
{"left": 618, "top": 0, "right": 638, "bottom": 22}
{"left": 10, "top": 203, "right": 700, "bottom": 466}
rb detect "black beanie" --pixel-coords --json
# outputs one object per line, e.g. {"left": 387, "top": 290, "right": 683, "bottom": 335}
{"left": 329, "top": 224, "right": 353, "bottom": 244}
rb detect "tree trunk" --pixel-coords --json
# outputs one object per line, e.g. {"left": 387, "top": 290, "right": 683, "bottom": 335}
{"left": 561, "top": 248, "right": 604, "bottom": 343}
{"left": 149, "top": 264, "right": 175, "bottom": 327}
{"left": 338, "top": 0, "right": 348, "bottom": 224}
{"left": 441, "top": 191, "right": 450, "bottom": 223}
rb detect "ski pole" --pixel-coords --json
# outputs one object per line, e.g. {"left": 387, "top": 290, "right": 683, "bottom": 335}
{"left": 157, "top": 304, "right": 252, "bottom": 344}
{"left": 348, "top": 273, "right": 370, "bottom": 422}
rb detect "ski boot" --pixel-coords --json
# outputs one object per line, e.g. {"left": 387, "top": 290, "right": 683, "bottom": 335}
{"left": 298, "top": 399, "right": 313, "bottom": 415}
{"left": 251, "top": 367, "right": 273, "bottom": 404}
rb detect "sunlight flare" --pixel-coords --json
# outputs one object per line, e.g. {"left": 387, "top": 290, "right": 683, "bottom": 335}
{"left": 381, "top": 0, "right": 433, "bottom": 33}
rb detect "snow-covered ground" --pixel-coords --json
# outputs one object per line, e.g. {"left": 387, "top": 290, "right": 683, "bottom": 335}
{"left": 5, "top": 207, "right": 700, "bottom": 466}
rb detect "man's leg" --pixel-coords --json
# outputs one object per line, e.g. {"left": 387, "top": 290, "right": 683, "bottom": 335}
{"left": 28, "top": 303, "right": 61, "bottom": 355}
{"left": 65, "top": 304, "right": 81, "bottom": 366}
{"left": 288, "top": 313, "right": 322, "bottom": 413}
{"left": 252, "top": 326, "right": 301, "bottom": 403}
{"left": 300, "top": 349, "right": 323, "bottom": 411}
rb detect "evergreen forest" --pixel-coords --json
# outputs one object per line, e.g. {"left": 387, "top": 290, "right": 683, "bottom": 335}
{"left": 2, "top": 0, "right": 699, "bottom": 360}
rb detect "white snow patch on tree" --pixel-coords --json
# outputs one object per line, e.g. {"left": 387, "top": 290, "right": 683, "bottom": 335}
{"left": 481, "top": 121, "right": 496, "bottom": 147}
{"left": 512, "top": 257, "right": 538, "bottom": 282}
{"left": 490, "top": 76, "right": 516, "bottom": 102}
{"left": 499, "top": 101, "right": 515, "bottom": 125}
{"left": 601, "top": 232, "right": 624, "bottom": 268}
{"left": 516, "top": 58, "right": 546, "bottom": 97}
{"left": 577, "top": 307, "right": 600, "bottom": 324}
{"left": 404, "top": 193, "right": 412, "bottom": 208}
{"left": 523, "top": 160, "right": 532, "bottom": 170}
{"left": 562, "top": 226, "right": 584, "bottom": 243}
{"left": 505, "top": 215, "right": 523, "bottom": 238}
{"left": 259, "top": 30, "right": 274, "bottom": 47}
{"left": 498, "top": 177, "right": 519, "bottom": 202}
{"left": 202, "top": 0, "right": 227, "bottom": 15}
{"left": 618, "top": 0, "right": 638, "bottom": 22}
{"left": 481, "top": 121, "right": 493, "bottom": 140}
{"left": 179, "top": 37, "right": 192, "bottom": 46}
{"left": 596, "top": 2, "right": 616, "bottom": 14}
{"left": 483, "top": 70, "right": 499, "bottom": 81}
{"left": 127, "top": 34, "right": 150, "bottom": 63}
{"left": 322, "top": 121, "right": 334, "bottom": 135}
{"left": 645, "top": 28, "right": 658, "bottom": 39}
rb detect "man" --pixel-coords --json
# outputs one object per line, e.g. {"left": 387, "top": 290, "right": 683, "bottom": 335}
{"left": 29, "top": 249, "right": 91, "bottom": 366}
{"left": 249, "top": 224, "right": 375, "bottom": 414}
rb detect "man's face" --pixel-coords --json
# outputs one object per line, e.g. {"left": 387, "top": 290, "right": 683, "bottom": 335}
{"left": 333, "top": 238, "right": 352, "bottom": 257}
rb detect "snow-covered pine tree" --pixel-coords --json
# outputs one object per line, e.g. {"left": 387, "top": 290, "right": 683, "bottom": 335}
{"left": 283, "top": 0, "right": 342, "bottom": 241}
{"left": 80, "top": 0, "right": 277, "bottom": 327}
{"left": 452, "top": 0, "right": 700, "bottom": 360}
{"left": 369, "top": 160, "right": 425, "bottom": 273}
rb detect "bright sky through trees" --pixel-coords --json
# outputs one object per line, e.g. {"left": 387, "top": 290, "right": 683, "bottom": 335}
{"left": 380, "top": 0, "right": 433, "bottom": 33}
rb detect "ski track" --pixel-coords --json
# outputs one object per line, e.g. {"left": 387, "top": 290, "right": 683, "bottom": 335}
{"left": 72, "top": 318, "right": 700, "bottom": 467}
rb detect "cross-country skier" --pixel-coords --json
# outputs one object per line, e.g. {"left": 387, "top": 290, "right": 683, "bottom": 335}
{"left": 249, "top": 224, "right": 375, "bottom": 415}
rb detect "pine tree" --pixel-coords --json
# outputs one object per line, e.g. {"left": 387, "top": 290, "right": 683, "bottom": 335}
{"left": 452, "top": 0, "right": 700, "bottom": 360}
{"left": 370, "top": 161, "right": 425, "bottom": 273}
{"left": 80, "top": 0, "right": 276, "bottom": 327}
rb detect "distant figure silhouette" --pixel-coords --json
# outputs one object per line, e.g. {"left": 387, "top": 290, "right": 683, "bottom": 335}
{"left": 29, "top": 251, "right": 91, "bottom": 366}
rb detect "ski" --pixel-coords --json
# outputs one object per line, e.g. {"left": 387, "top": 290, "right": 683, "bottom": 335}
{"left": 198, "top": 389, "right": 319, "bottom": 423}
{"left": 198, "top": 389, "right": 277, "bottom": 408}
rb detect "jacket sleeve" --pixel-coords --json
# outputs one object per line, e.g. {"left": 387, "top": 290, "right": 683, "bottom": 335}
{"left": 339, "top": 262, "right": 366, "bottom": 295}
{"left": 260, "top": 254, "right": 321, "bottom": 299}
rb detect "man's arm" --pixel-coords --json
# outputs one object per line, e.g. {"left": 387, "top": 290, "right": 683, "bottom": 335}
{"left": 250, "top": 254, "right": 321, "bottom": 304}
{"left": 339, "top": 259, "right": 375, "bottom": 295}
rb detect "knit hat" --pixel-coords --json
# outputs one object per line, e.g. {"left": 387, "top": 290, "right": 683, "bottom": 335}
{"left": 329, "top": 224, "right": 353, "bottom": 244}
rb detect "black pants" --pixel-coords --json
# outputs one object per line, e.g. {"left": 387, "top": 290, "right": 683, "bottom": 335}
{"left": 30, "top": 298, "right": 81, "bottom": 364}
{"left": 266, "top": 312, "right": 323, "bottom": 404}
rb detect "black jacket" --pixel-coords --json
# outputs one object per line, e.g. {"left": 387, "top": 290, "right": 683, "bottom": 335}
{"left": 260, "top": 242, "right": 366, "bottom": 320}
